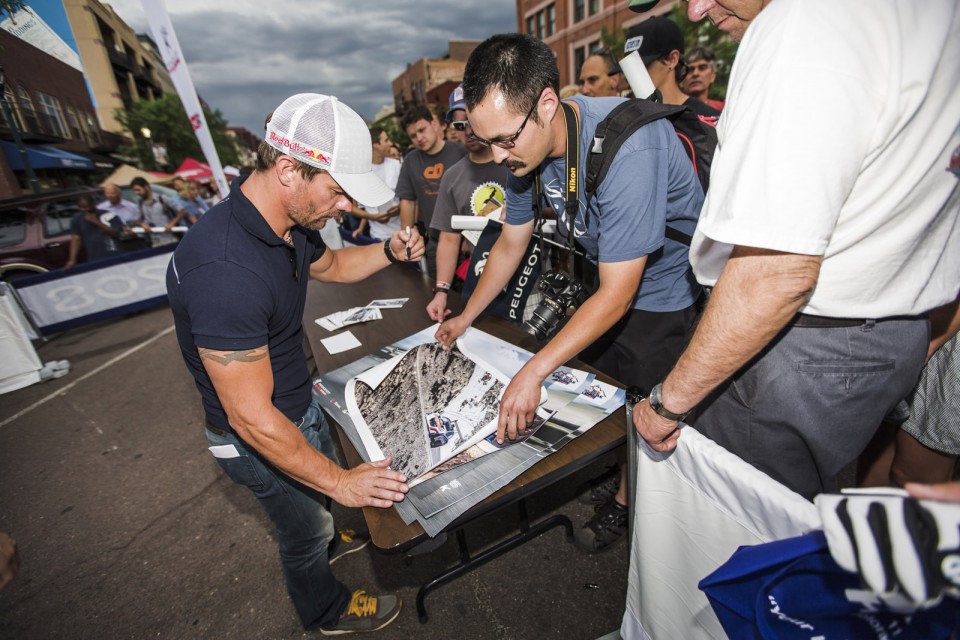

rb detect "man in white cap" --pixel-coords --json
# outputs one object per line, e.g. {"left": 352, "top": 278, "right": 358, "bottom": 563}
{"left": 166, "top": 94, "right": 423, "bottom": 634}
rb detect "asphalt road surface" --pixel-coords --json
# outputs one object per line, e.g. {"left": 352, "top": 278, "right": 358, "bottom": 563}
{"left": 0, "top": 305, "right": 629, "bottom": 639}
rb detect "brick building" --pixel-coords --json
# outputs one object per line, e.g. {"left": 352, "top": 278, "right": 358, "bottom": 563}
{"left": 516, "top": 0, "right": 676, "bottom": 87}
{"left": 63, "top": 0, "right": 170, "bottom": 136}
{"left": 0, "top": 28, "right": 108, "bottom": 199}
{"left": 391, "top": 40, "right": 481, "bottom": 115}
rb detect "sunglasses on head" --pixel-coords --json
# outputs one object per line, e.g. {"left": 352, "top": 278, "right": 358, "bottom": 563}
{"left": 591, "top": 47, "right": 622, "bottom": 75}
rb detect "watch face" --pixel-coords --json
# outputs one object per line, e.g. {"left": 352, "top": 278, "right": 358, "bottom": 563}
{"left": 650, "top": 384, "right": 663, "bottom": 409}
{"left": 651, "top": 383, "right": 682, "bottom": 421}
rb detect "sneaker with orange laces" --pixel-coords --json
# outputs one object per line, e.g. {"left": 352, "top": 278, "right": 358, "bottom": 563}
{"left": 319, "top": 589, "right": 402, "bottom": 635}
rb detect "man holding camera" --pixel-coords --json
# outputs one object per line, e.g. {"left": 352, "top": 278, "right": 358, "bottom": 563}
{"left": 436, "top": 33, "right": 704, "bottom": 551}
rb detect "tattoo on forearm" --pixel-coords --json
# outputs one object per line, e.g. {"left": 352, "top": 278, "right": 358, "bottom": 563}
{"left": 198, "top": 346, "right": 269, "bottom": 366}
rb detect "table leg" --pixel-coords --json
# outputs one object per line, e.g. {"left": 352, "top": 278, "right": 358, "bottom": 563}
{"left": 415, "top": 499, "right": 574, "bottom": 623}
{"left": 625, "top": 387, "right": 642, "bottom": 553}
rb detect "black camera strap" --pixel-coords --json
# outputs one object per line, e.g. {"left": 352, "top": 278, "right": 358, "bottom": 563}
{"left": 533, "top": 100, "right": 581, "bottom": 273}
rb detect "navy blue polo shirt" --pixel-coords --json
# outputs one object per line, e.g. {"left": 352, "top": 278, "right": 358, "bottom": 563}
{"left": 166, "top": 175, "right": 326, "bottom": 432}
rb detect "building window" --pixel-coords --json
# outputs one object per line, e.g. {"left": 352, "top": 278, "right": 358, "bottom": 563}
{"left": 526, "top": 3, "right": 555, "bottom": 39}
{"left": 17, "top": 86, "right": 33, "bottom": 115}
{"left": 574, "top": 0, "right": 585, "bottom": 22}
{"left": 574, "top": 37, "right": 603, "bottom": 82}
{"left": 37, "top": 92, "right": 69, "bottom": 138}
{"left": 589, "top": 0, "right": 600, "bottom": 15}
{"left": 66, "top": 106, "right": 83, "bottom": 139}
{"left": 2, "top": 86, "right": 25, "bottom": 131}
{"left": 574, "top": 46, "right": 587, "bottom": 82}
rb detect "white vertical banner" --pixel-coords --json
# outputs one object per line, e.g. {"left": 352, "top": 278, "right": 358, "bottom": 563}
{"left": 140, "top": 0, "right": 230, "bottom": 198}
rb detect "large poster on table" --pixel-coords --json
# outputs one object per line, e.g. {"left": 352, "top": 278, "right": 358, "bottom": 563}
{"left": 345, "top": 340, "right": 549, "bottom": 485}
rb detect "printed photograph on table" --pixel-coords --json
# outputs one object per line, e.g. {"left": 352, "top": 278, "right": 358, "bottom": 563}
{"left": 345, "top": 340, "right": 544, "bottom": 482}
{"left": 413, "top": 406, "right": 554, "bottom": 486}
{"left": 366, "top": 298, "right": 409, "bottom": 308}
{"left": 543, "top": 365, "right": 596, "bottom": 412}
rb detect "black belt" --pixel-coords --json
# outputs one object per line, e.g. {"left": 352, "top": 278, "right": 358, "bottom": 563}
{"left": 206, "top": 423, "right": 229, "bottom": 437}
{"left": 791, "top": 313, "right": 919, "bottom": 328}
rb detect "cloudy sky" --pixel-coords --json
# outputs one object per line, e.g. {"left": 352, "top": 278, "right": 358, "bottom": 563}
{"left": 105, "top": 0, "right": 518, "bottom": 135}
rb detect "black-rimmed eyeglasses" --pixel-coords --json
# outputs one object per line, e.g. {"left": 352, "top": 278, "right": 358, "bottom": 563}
{"left": 466, "top": 94, "right": 540, "bottom": 149}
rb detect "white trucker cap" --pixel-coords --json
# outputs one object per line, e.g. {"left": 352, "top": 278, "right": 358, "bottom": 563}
{"left": 264, "top": 94, "right": 393, "bottom": 208}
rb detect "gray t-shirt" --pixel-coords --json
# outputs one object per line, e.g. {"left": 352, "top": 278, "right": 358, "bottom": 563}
{"left": 395, "top": 141, "right": 468, "bottom": 227}
{"left": 430, "top": 157, "right": 509, "bottom": 233}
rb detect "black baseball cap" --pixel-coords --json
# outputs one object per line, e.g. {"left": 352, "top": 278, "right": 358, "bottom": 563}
{"left": 624, "top": 16, "right": 685, "bottom": 66}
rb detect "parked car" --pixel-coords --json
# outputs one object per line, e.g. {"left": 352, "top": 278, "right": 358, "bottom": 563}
{"left": 0, "top": 187, "right": 102, "bottom": 281}
{"left": 427, "top": 414, "right": 457, "bottom": 448}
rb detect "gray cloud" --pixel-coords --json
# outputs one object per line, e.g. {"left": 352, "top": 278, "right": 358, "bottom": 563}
{"left": 107, "top": 0, "right": 516, "bottom": 136}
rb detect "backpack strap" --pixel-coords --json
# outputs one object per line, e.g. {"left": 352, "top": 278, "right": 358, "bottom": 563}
{"left": 585, "top": 99, "right": 687, "bottom": 200}
{"left": 157, "top": 194, "right": 178, "bottom": 219}
{"left": 586, "top": 100, "right": 702, "bottom": 247}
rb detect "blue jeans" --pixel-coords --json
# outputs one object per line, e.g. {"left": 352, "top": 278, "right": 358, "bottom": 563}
{"left": 205, "top": 400, "right": 350, "bottom": 629}
{"left": 695, "top": 317, "right": 928, "bottom": 500}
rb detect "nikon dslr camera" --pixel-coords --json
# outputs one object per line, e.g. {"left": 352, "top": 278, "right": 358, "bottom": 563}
{"left": 524, "top": 271, "right": 589, "bottom": 342}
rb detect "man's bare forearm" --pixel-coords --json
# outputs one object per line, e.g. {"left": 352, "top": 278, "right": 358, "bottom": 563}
{"left": 399, "top": 200, "right": 416, "bottom": 229}
{"left": 662, "top": 247, "right": 822, "bottom": 412}
{"left": 435, "top": 231, "right": 461, "bottom": 284}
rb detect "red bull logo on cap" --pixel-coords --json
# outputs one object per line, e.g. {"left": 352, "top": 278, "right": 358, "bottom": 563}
{"left": 268, "top": 131, "right": 331, "bottom": 166}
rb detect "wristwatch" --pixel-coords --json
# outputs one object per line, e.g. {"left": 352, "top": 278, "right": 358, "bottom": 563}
{"left": 648, "top": 383, "right": 687, "bottom": 422}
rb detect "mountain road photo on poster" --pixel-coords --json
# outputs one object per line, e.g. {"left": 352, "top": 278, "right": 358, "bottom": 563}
{"left": 345, "top": 341, "right": 510, "bottom": 482}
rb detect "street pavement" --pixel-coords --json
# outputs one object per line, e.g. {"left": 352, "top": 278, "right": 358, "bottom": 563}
{"left": 0, "top": 305, "right": 629, "bottom": 639}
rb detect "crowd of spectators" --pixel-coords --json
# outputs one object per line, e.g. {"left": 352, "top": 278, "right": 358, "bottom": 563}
{"left": 40, "top": 2, "right": 957, "bottom": 631}
{"left": 62, "top": 175, "right": 225, "bottom": 270}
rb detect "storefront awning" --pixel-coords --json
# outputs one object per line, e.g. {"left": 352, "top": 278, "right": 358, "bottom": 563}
{"left": 0, "top": 141, "right": 95, "bottom": 171}
{"left": 75, "top": 151, "right": 119, "bottom": 170}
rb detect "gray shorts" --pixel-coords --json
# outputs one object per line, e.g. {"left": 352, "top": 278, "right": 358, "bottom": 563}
{"left": 894, "top": 332, "right": 960, "bottom": 455}
{"left": 695, "top": 317, "right": 929, "bottom": 499}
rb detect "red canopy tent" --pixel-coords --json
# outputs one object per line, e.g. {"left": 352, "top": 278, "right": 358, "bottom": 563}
{"left": 174, "top": 158, "right": 213, "bottom": 182}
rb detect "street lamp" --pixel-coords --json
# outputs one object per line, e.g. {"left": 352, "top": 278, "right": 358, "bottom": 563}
{"left": 139, "top": 126, "right": 155, "bottom": 170}
{"left": 0, "top": 65, "right": 41, "bottom": 194}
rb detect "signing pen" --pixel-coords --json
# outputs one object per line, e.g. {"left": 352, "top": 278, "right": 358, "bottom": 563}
{"left": 405, "top": 226, "right": 411, "bottom": 260}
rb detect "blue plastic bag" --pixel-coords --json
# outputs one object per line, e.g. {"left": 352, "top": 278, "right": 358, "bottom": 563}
{"left": 699, "top": 531, "right": 960, "bottom": 639}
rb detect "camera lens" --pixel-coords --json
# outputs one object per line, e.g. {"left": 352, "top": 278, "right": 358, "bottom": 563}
{"left": 524, "top": 297, "right": 565, "bottom": 341}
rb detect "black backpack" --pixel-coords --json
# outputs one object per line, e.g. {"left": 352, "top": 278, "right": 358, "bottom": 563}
{"left": 584, "top": 99, "right": 718, "bottom": 245}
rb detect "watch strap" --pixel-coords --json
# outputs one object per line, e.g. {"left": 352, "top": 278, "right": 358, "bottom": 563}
{"left": 649, "top": 383, "right": 686, "bottom": 422}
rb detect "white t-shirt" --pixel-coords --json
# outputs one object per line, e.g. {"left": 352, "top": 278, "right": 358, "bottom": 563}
{"left": 690, "top": 0, "right": 960, "bottom": 317}
{"left": 364, "top": 157, "right": 402, "bottom": 240}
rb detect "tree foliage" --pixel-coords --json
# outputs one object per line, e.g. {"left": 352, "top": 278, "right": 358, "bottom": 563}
{"left": 380, "top": 116, "right": 410, "bottom": 152}
{"left": 671, "top": 4, "right": 739, "bottom": 100}
{"left": 115, "top": 92, "right": 238, "bottom": 171}
{"left": 0, "top": 1, "right": 28, "bottom": 21}
{"left": 599, "top": 24, "right": 627, "bottom": 57}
